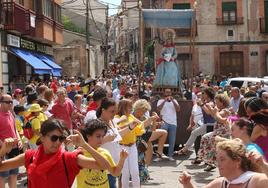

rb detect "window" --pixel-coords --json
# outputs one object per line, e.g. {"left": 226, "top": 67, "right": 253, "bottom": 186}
{"left": 222, "top": 2, "right": 237, "bottom": 23}
{"left": 15, "top": 0, "right": 24, "bottom": 5}
{"left": 43, "top": 0, "right": 52, "bottom": 18}
{"left": 173, "top": 3, "right": 191, "bottom": 10}
{"left": 53, "top": 3, "right": 62, "bottom": 23}
{"left": 227, "top": 29, "right": 234, "bottom": 37}
{"left": 32, "top": 0, "right": 39, "bottom": 12}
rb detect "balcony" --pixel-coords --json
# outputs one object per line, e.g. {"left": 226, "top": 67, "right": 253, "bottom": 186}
{"left": 174, "top": 20, "right": 197, "bottom": 37}
{"left": 53, "top": 21, "right": 63, "bottom": 44}
{"left": 260, "top": 17, "right": 268, "bottom": 34}
{"left": 2, "top": 2, "right": 36, "bottom": 37}
{"left": 216, "top": 17, "right": 244, "bottom": 25}
{"left": 35, "top": 14, "right": 54, "bottom": 42}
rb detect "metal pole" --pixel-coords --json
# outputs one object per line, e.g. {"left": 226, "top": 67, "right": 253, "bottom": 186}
{"left": 86, "top": 0, "right": 90, "bottom": 77}
{"left": 138, "top": 0, "right": 142, "bottom": 95}
{"left": 104, "top": 5, "right": 109, "bottom": 69}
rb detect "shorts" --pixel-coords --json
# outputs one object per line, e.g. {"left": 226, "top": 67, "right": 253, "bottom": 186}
{"left": 0, "top": 148, "right": 20, "bottom": 177}
{"left": 0, "top": 168, "right": 19, "bottom": 177}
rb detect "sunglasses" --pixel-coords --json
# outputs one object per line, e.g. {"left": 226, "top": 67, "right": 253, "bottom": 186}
{"left": 48, "top": 135, "right": 66, "bottom": 142}
{"left": 0, "top": 101, "right": 13, "bottom": 104}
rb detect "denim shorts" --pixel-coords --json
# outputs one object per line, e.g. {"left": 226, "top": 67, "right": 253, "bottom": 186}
{"left": 0, "top": 148, "right": 20, "bottom": 177}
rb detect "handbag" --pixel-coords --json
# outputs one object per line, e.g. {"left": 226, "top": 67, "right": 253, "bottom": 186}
{"left": 137, "top": 138, "right": 148, "bottom": 153}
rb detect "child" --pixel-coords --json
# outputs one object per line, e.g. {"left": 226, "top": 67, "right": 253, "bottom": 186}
{"left": 76, "top": 119, "right": 128, "bottom": 188}
{"left": 14, "top": 105, "right": 27, "bottom": 150}
{"left": 37, "top": 98, "right": 51, "bottom": 120}
{"left": 26, "top": 104, "right": 43, "bottom": 150}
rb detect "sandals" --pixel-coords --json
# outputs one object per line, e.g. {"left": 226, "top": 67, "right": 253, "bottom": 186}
{"left": 174, "top": 149, "right": 188, "bottom": 156}
{"left": 191, "top": 158, "right": 202, "bottom": 164}
{"left": 204, "top": 165, "right": 216, "bottom": 172}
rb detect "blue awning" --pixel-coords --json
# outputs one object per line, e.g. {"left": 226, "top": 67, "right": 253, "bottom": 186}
{"left": 10, "top": 48, "right": 52, "bottom": 74}
{"left": 34, "top": 53, "right": 62, "bottom": 77}
{"left": 142, "top": 9, "right": 194, "bottom": 28}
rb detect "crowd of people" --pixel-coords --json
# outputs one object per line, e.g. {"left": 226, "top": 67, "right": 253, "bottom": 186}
{"left": 0, "top": 72, "right": 268, "bottom": 188}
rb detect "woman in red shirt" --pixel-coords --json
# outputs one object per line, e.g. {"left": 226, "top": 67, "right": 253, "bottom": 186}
{"left": 0, "top": 118, "right": 111, "bottom": 188}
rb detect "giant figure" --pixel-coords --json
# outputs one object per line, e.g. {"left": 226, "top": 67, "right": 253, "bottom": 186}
{"left": 153, "top": 32, "right": 181, "bottom": 87}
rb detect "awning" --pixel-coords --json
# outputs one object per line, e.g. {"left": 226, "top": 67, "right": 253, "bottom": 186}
{"left": 142, "top": 9, "right": 194, "bottom": 28}
{"left": 34, "top": 53, "right": 62, "bottom": 77}
{"left": 10, "top": 48, "right": 52, "bottom": 74}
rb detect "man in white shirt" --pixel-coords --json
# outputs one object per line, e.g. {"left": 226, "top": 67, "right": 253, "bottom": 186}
{"left": 112, "top": 83, "right": 122, "bottom": 103}
{"left": 157, "top": 88, "right": 180, "bottom": 161}
{"left": 230, "top": 87, "right": 243, "bottom": 113}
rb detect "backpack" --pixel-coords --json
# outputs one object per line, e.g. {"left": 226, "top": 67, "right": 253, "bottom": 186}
{"left": 23, "top": 117, "right": 36, "bottom": 140}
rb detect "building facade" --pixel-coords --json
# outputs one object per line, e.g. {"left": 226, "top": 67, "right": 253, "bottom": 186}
{"left": 152, "top": 0, "right": 268, "bottom": 78}
{"left": 56, "top": 0, "right": 106, "bottom": 78}
{"left": 53, "top": 30, "right": 104, "bottom": 78}
{"left": 108, "top": 0, "right": 139, "bottom": 65}
{"left": 0, "top": 0, "right": 63, "bottom": 92}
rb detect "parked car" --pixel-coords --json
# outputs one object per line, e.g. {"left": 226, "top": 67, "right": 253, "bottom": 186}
{"left": 227, "top": 77, "right": 268, "bottom": 88}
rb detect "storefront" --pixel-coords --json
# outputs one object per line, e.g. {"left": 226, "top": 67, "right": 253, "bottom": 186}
{"left": 1, "top": 33, "right": 62, "bottom": 91}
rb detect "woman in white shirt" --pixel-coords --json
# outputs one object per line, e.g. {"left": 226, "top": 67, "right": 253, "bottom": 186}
{"left": 97, "top": 97, "right": 139, "bottom": 188}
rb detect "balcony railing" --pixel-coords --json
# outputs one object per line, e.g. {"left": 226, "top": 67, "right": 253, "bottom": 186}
{"left": 260, "top": 17, "right": 268, "bottom": 34}
{"left": 216, "top": 17, "right": 244, "bottom": 25}
{"left": 174, "top": 20, "right": 197, "bottom": 37}
{"left": 2, "top": 2, "right": 36, "bottom": 37}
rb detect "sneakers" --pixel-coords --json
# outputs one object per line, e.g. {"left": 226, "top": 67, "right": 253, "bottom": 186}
{"left": 153, "top": 157, "right": 162, "bottom": 162}
{"left": 168, "top": 157, "right": 175, "bottom": 161}
{"left": 161, "top": 154, "right": 169, "bottom": 159}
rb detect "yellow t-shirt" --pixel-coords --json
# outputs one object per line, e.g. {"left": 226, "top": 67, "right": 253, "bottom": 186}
{"left": 77, "top": 148, "right": 116, "bottom": 188}
{"left": 116, "top": 114, "right": 145, "bottom": 145}
{"left": 38, "top": 112, "right": 48, "bottom": 124}
{"left": 29, "top": 117, "right": 41, "bottom": 144}
{"left": 15, "top": 118, "right": 23, "bottom": 135}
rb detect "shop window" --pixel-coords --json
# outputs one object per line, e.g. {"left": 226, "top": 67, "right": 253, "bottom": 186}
{"left": 222, "top": 2, "right": 237, "bottom": 24}
{"left": 173, "top": 3, "right": 191, "bottom": 10}
{"left": 43, "top": 0, "right": 52, "bottom": 18}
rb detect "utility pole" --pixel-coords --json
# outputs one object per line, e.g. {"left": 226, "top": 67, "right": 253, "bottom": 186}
{"left": 86, "top": 0, "right": 91, "bottom": 77}
{"left": 138, "top": 0, "right": 143, "bottom": 95}
{"left": 104, "top": 5, "right": 109, "bottom": 69}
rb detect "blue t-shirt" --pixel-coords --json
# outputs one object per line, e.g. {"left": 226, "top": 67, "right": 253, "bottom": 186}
{"left": 246, "top": 143, "right": 264, "bottom": 156}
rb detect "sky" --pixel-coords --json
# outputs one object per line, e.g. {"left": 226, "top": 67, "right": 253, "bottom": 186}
{"left": 100, "top": 0, "right": 121, "bottom": 15}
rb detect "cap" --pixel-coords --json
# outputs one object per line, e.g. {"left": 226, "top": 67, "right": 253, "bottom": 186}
{"left": 14, "top": 89, "right": 23, "bottom": 95}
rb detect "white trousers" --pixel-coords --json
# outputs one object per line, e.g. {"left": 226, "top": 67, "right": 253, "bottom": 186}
{"left": 185, "top": 124, "right": 207, "bottom": 149}
{"left": 120, "top": 144, "right": 140, "bottom": 188}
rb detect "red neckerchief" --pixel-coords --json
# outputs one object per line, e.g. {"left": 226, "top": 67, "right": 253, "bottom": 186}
{"left": 27, "top": 145, "right": 63, "bottom": 188}
{"left": 87, "top": 101, "right": 98, "bottom": 112}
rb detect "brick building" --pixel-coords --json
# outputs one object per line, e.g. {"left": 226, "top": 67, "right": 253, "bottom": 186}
{"left": 152, "top": 0, "right": 268, "bottom": 78}
{"left": 0, "top": 0, "right": 63, "bottom": 92}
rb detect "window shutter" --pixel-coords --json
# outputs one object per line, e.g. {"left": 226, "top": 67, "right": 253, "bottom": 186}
{"left": 222, "top": 2, "right": 237, "bottom": 12}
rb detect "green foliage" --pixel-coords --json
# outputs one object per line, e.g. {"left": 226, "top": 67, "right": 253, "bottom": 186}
{"left": 62, "top": 15, "right": 86, "bottom": 35}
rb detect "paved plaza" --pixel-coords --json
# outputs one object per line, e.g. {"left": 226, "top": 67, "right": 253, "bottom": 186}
{"left": 10, "top": 150, "right": 219, "bottom": 188}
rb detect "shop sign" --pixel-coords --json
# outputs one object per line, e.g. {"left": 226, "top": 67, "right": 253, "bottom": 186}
{"left": 36, "top": 44, "right": 53, "bottom": 55}
{"left": 20, "top": 38, "right": 35, "bottom": 51}
{"left": 7, "top": 34, "right": 20, "bottom": 48}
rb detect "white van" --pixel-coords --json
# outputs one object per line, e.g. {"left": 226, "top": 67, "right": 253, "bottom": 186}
{"left": 226, "top": 77, "right": 268, "bottom": 88}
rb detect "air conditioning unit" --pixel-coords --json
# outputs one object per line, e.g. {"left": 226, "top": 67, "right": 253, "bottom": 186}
{"left": 227, "top": 29, "right": 235, "bottom": 41}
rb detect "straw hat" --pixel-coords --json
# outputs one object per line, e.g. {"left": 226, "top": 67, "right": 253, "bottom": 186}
{"left": 29, "top": 104, "right": 42, "bottom": 113}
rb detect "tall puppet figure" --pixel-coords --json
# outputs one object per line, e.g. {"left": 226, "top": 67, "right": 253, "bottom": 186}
{"left": 153, "top": 30, "right": 181, "bottom": 87}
